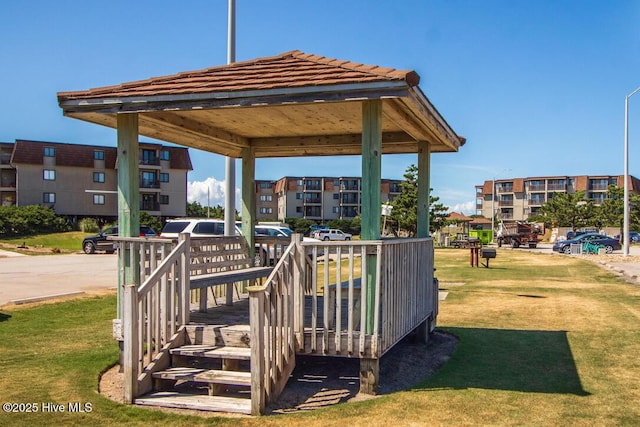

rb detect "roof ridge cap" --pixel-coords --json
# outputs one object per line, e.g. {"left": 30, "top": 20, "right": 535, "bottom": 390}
{"left": 290, "top": 50, "right": 420, "bottom": 86}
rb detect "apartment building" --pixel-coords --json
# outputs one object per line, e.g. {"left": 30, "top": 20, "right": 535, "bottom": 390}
{"left": 3, "top": 139, "right": 192, "bottom": 219}
{"left": 256, "top": 176, "right": 402, "bottom": 222}
{"left": 475, "top": 174, "right": 640, "bottom": 222}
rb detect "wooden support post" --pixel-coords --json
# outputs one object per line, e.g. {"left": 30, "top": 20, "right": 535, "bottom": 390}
{"left": 241, "top": 147, "right": 256, "bottom": 305}
{"left": 417, "top": 141, "right": 431, "bottom": 238}
{"left": 116, "top": 114, "right": 140, "bottom": 319}
{"left": 361, "top": 100, "right": 382, "bottom": 336}
{"left": 359, "top": 358, "right": 379, "bottom": 395}
{"left": 250, "top": 290, "right": 266, "bottom": 415}
{"left": 179, "top": 233, "right": 190, "bottom": 324}
{"left": 123, "top": 284, "right": 138, "bottom": 403}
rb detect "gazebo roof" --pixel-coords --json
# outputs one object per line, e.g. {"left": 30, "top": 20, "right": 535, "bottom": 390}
{"left": 58, "top": 50, "right": 464, "bottom": 158}
{"left": 447, "top": 212, "right": 474, "bottom": 222}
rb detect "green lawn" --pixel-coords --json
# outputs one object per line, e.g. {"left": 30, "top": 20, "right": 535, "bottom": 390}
{"left": 0, "top": 248, "right": 638, "bottom": 426}
{"left": 0, "top": 231, "right": 90, "bottom": 253}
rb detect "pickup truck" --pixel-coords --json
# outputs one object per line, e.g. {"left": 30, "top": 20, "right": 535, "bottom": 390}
{"left": 312, "top": 229, "right": 352, "bottom": 241}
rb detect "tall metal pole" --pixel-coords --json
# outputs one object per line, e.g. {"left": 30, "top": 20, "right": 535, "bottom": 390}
{"left": 224, "top": 0, "right": 236, "bottom": 235}
{"left": 491, "top": 177, "right": 495, "bottom": 243}
{"left": 623, "top": 86, "right": 640, "bottom": 256}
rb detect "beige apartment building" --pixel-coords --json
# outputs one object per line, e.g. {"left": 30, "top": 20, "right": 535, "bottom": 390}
{"left": 3, "top": 139, "right": 192, "bottom": 220}
{"left": 475, "top": 174, "right": 640, "bottom": 222}
{"left": 255, "top": 176, "right": 402, "bottom": 222}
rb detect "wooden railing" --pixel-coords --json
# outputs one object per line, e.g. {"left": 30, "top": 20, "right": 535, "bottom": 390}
{"left": 248, "top": 236, "right": 304, "bottom": 415}
{"left": 118, "top": 234, "right": 191, "bottom": 403}
{"left": 297, "top": 238, "right": 436, "bottom": 358}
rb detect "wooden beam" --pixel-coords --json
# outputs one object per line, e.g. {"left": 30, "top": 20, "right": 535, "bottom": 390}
{"left": 146, "top": 111, "right": 249, "bottom": 148}
{"left": 383, "top": 98, "right": 434, "bottom": 142}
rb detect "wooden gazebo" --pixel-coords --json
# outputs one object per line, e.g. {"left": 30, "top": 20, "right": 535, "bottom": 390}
{"left": 57, "top": 50, "right": 464, "bottom": 415}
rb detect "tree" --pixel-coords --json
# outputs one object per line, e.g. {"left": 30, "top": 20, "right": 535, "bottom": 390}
{"left": 388, "top": 164, "right": 449, "bottom": 236}
{"left": 595, "top": 185, "right": 640, "bottom": 231}
{"left": 534, "top": 191, "right": 595, "bottom": 231}
{"left": 139, "top": 211, "right": 162, "bottom": 234}
{"left": 186, "top": 201, "right": 224, "bottom": 219}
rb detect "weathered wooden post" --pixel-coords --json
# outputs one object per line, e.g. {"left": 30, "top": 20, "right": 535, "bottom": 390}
{"left": 360, "top": 99, "right": 382, "bottom": 394}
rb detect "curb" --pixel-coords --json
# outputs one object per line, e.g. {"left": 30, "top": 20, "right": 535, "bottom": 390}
{"left": 10, "top": 291, "right": 86, "bottom": 305}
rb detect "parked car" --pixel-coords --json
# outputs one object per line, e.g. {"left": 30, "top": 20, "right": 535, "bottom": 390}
{"left": 311, "top": 229, "right": 352, "bottom": 241}
{"left": 552, "top": 233, "right": 621, "bottom": 254}
{"left": 613, "top": 232, "right": 640, "bottom": 243}
{"left": 82, "top": 225, "right": 156, "bottom": 254}
{"left": 160, "top": 218, "right": 240, "bottom": 239}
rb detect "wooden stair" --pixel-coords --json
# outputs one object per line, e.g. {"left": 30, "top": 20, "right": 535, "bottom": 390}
{"left": 134, "top": 324, "right": 255, "bottom": 415}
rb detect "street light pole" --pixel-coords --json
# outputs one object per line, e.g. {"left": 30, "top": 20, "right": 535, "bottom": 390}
{"left": 491, "top": 177, "right": 495, "bottom": 242}
{"left": 624, "top": 86, "right": 640, "bottom": 256}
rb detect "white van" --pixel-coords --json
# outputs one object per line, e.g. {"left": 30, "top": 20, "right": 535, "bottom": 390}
{"left": 160, "top": 218, "right": 240, "bottom": 239}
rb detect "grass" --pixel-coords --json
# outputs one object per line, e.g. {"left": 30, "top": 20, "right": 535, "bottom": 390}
{"left": 0, "top": 248, "right": 639, "bottom": 425}
{"left": 0, "top": 231, "right": 90, "bottom": 253}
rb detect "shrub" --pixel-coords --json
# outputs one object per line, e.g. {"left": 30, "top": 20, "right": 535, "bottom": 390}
{"left": 78, "top": 218, "right": 100, "bottom": 233}
{"left": 0, "top": 205, "right": 71, "bottom": 237}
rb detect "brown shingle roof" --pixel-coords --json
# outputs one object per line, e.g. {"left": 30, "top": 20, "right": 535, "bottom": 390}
{"left": 12, "top": 140, "right": 118, "bottom": 168}
{"left": 11, "top": 140, "right": 192, "bottom": 171}
{"left": 58, "top": 50, "right": 420, "bottom": 101}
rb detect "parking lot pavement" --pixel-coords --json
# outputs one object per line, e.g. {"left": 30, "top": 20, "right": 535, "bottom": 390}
{"left": 0, "top": 253, "right": 118, "bottom": 307}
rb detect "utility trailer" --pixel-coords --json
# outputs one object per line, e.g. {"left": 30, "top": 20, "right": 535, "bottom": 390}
{"left": 496, "top": 221, "right": 541, "bottom": 248}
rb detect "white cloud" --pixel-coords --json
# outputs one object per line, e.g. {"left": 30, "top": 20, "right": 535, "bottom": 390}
{"left": 187, "top": 177, "right": 241, "bottom": 210}
{"left": 451, "top": 200, "right": 476, "bottom": 216}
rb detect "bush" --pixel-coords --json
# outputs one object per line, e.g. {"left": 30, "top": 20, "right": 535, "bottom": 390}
{"left": 78, "top": 218, "right": 100, "bottom": 233}
{"left": 0, "top": 205, "right": 71, "bottom": 237}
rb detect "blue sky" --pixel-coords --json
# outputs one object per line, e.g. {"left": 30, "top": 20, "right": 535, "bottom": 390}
{"left": 1, "top": 0, "right": 640, "bottom": 214}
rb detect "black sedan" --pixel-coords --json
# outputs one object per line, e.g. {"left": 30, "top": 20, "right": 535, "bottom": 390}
{"left": 82, "top": 225, "right": 157, "bottom": 254}
{"left": 552, "top": 233, "right": 621, "bottom": 254}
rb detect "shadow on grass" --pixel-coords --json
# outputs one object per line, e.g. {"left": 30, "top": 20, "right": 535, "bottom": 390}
{"left": 419, "top": 327, "right": 589, "bottom": 396}
{"left": 0, "top": 312, "right": 11, "bottom": 322}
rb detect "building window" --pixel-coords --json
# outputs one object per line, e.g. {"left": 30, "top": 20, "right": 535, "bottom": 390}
{"left": 333, "top": 179, "right": 340, "bottom": 186}
{"left": 259, "top": 207, "right": 273, "bottom": 214}
{"left": 296, "top": 180, "right": 303, "bottom": 186}
{"left": 43, "top": 170, "right": 55, "bottom": 181}
{"left": 332, "top": 206, "right": 339, "bottom": 213}
{"left": 141, "top": 149, "right": 158, "bottom": 165}
{"left": 333, "top": 193, "right": 339, "bottom": 199}
{"left": 93, "top": 194, "right": 105, "bottom": 205}
{"left": 44, "top": 147, "right": 55, "bottom": 157}
{"left": 160, "top": 195, "right": 169, "bottom": 205}
{"left": 296, "top": 206, "right": 302, "bottom": 213}
{"left": 160, "top": 150, "right": 170, "bottom": 161}
{"left": 159, "top": 173, "right": 169, "bottom": 183}
{"left": 259, "top": 182, "right": 272, "bottom": 189}
{"left": 93, "top": 172, "right": 105, "bottom": 183}
{"left": 259, "top": 195, "right": 272, "bottom": 202}
{"left": 43, "top": 192, "right": 55, "bottom": 203}
{"left": 94, "top": 150, "right": 105, "bottom": 160}
{"left": 296, "top": 193, "right": 302, "bottom": 199}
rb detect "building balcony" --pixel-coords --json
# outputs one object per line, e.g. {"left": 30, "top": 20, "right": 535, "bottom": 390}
{"left": 303, "top": 199, "right": 322, "bottom": 205}
{"left": 140, "top": 158, "right": 160, "bottom": 166}
{"left": 340, "top": 185, "right": 359, "bottom": 191}
{"left": 497, "top": 186, "right": 514, "bottom": 193}
{"left": 141, "top": 201, "right": 160, "bottom": 211}
{"left": 547, "top": 184, "right": 566, "bottom": 191}
{"left": 528, "top": 199, "right": 544, "bottom": 206}
{"left": 590, "top": 184, "right": 608, "bottom": 191}
{"left": 140, "top": 181, "right": 161, "bottom": 189}
{"left": 499, "top": 212, "right": 513, "bottom": 219}
{"left": 527, "top": 184, "right": 545, "bottom": 191}
{"left": 498, "top": 200, "right": 513, "bottom": 206}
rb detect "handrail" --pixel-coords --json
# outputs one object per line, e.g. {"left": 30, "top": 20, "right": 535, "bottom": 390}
{"left": 248, "top": 235, "right": 303, "bottom": 415}
{"left": 120, "top": 233, "right": 191, "bottom": 403}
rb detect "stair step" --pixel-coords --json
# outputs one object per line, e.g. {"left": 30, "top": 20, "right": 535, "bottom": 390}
{"left": 135, "top": 391, "right": 251, "bottom": 415}
{"left": 153, "top": 367, "right": 251, "bottom": 386}
{"left": 171, "top": 345, "right": 252, "bottom": 360}
{"left": 185, "top": 324, "right": 251, "bottom": 347}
